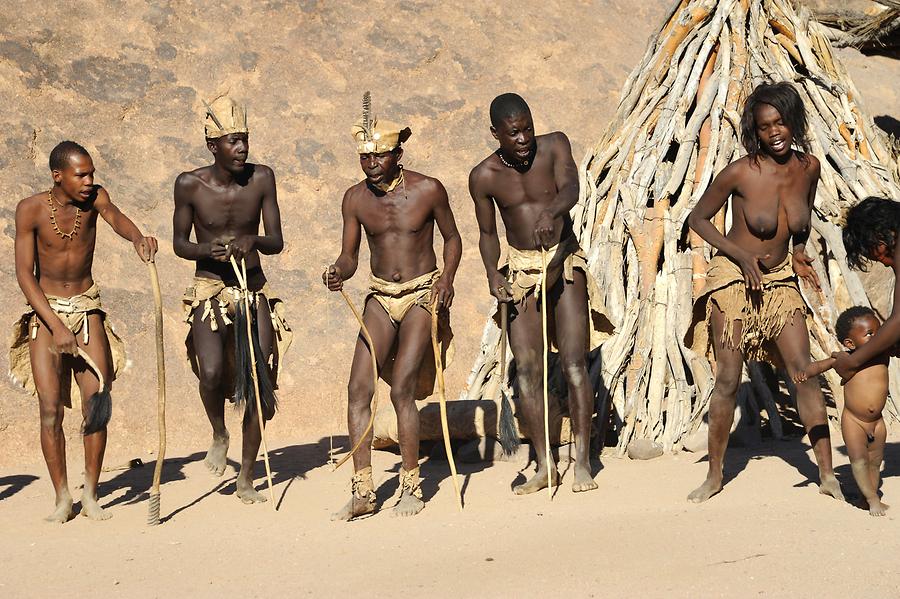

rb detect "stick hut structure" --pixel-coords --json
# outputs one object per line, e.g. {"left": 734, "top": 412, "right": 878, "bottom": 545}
{"left": 465, "top": 0, "right": 900, "bottom": 457}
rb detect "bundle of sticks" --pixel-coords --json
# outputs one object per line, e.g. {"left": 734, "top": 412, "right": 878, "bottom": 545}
{"left": 809, "top": 0, "right": 900, "bottom": 52}
{"left": 465, "top": 0, "right": 900, "bottom": 457}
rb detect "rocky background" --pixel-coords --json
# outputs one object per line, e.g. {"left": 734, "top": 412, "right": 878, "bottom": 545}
{"left": 0, "top": 0, "right": 897, "bottom": 458}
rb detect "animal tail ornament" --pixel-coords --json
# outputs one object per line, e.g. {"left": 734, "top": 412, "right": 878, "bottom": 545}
{"left": 232, "top": 293, "right": 277, "bottom": 420}
{"left": 362, "top": 91, "right": 373, "bottom": 141}
{"left": 78, "top": 348, "right": 112, "bottom": 435}
{"left": 498, "top": 302, "right": 520, "bottom": 456}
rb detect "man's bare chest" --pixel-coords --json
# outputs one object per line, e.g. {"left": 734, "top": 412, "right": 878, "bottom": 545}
{"left": 358, "top": 193, "right": 433, "bottom": 237}
{"left": 490, "top": 165, "right": 557, "bottom": 210}
{"left": 192, "top": 189, "right": 263, "bottom": 229}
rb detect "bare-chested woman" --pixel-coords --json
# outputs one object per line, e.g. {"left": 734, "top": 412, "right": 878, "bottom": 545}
{"left": 13, "top": 141, "right": 157, "bottom": 522}
{"left": 685, "top": 82, "right": 842, "bottom": 503}
{"left": 324, "top": 108, "right": 461, "bottom": 520}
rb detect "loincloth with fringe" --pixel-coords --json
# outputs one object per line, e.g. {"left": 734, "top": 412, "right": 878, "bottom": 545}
{"left": 8, "top": 283, "right": 126, "bottom": 409}
{"left": 492, "top": 235, "right": 614, "bottom": 352}
{"left": 366, "top": 269, "right": 454, "bottom": 401}
{"left": 181, "top": 276, "right": 293, "bottom": 400}
{"left": 685, "top": 254, "right": 808, "bottom": 365}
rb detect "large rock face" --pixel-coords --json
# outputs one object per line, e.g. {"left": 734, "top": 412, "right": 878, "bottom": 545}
{"left": 0, "top": 0, "right": 896, "bottom": 457}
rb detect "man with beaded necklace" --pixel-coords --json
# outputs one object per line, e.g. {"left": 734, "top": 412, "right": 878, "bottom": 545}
{"left": 469, "top": 93, "right": 613, "bottom": 496}
{"left": 11, "top": 140, "right": 157, "bottom": 523}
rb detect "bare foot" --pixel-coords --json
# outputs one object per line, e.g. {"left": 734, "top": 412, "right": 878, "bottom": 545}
{"left": 236, "top": 477, "right": 267, "bottom": 505}
{"left": 204, "top": 432, "right": 229, "bottom": 477}
{"left": 391, "top": 491, "right": 425, "bottom": 517}
{"left": 80, "top": 496, "right": 112, "bottom": 521}
{"left": 818, "top": 474, "right": 844, "bottom": 501}
{"left": 687, "top": 472, "right": 723, "bottom": 503}
{"left": 331, "top": 495, "right": 376, "bottom": 521}
{"left": 572, "top": 463, "right": 598, "bottom": 493}
{"left": 867, "top": 498, "right": 889, "bottom": 517}
{"left": 44, "top": 495, "right": 74, "bottom": 524}
{"left": 513, "top": 465, "right": 560, "bottom": 495}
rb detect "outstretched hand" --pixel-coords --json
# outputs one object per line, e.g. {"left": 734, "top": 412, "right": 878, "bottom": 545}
{"left": 792, "top": 248, "right": 820, "bottom": 290}
{"left": 133, "top": 235, "right": 159, "bottom": 263}
{"left": 323, "top": 265, "right": 344, "bottom": 291}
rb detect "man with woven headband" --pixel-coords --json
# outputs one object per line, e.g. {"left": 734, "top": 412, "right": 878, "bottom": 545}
{"left": 12, "top": 140, "right": 157, "bottom": 523}
{"left": 324, "top": 93, "right": 462, "bottom": 520}
{"left": 173, "top": 95, "right": 292, "bottom": 504}
{"left": 469, "top": 93, "right": 614, "bottom": 495}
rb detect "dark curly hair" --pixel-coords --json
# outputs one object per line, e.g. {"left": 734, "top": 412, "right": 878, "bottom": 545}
{"left": 835, "top": 306, "right": 876, "bottom": 343}
{"left": 842, "top": 196, "right": 900, "bottom": 271}
{"left": 49, "top": 140, "right": 90, "bottom": 171}
{"left": 740, "top": 82, "right": 810, "bottom": 165}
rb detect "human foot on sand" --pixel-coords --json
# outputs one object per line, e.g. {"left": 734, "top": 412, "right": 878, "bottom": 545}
{"left": 687, "top": 472, "right": 723, "bottom": 503}
{"left": 331, "top": 495, "right": 376, "bottom": 521}
{"left": 204, "top": 432, "right": 230, "bottom": 476}
{"left": 818, "top": 474, "right": 844, "bottom": 501}
{"left": 571, "top": 463, "right": 598, "bottom": 493}
{"left": 236, "top": 476, "right": 267, "bottom": 504}
{"left": 391, "top": 491, "right": 424, "bottom": 517}
{"left": 514, "top": 465, "right": 560, "bottom": 495}
{"left": 44, "top": 493, "right": 74, "bottom": 524}
{"left": 80, "top": 495, "right": 111, "bottom": 521}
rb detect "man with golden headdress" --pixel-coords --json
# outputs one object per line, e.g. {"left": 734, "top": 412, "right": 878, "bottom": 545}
{"left": 323, "top": 93, "right": 462, "bottom": 520}
{"left": 173, "top": 95, "right": 291, "bottom": 504}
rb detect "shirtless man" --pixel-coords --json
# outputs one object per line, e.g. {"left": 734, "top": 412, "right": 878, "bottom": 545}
{"left": 12, "top": 140, "right": 157, "bottom": 522}
{"left": 324, "top": 102, "right": 462, "bottom": 520}
{"left": 173, "top": 96, "right": 290, "bottom": 504}
{"left": 469, "top": 93, "right": 610, "bottom": 495}
{"left": 685, "top": 81, "right": 842, "bottom": 502}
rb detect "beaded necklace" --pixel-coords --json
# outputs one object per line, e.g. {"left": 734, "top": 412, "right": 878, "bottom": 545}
{"left": 47, "top": 190, "right": 82, "bottom": 240}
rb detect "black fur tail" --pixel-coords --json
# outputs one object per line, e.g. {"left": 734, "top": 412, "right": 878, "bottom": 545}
{"left": 233, "top": 301, "right": 278, "bottom": 420}
{"left": 82, "top": 388, "right": 112, "bottom": 435}
{"left": 498, "top": 393, "right": 520, "bottom": 456}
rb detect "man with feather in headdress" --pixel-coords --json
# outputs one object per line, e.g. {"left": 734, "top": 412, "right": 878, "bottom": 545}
{"left": 324, "top": 93, "right": 462, "bottom": 519}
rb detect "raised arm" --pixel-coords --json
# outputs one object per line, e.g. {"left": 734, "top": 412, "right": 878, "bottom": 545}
{"left": 14, "top": 200, "right": 77, "bottom": 354}
{"left": 469, "top": 166, "right": 511, "bottom": 302}
{"left": 687, "top": 161, "right": 767, "bottom": 290}
{"left": 323, "top": 189, "right": 363, "bottom": 291}
{"left": 431, "top": 179, "right": 462, "bottom": 308}
{"left": 534, "top": 132, "right": 579, "bottom": 247}
{"left": 791, "top": 156, "right": 821, "bottom": 290}
{"left": 94, "top": 187, "right": 157, "bottom": 262}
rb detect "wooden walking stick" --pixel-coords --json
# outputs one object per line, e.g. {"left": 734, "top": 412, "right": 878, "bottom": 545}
{"left": 332, "top": 285, "right": 380, "bottom": 471}
{"left": 540, "top": 247, "right": 553, "bottom": 499}
{"left": 147, "top": 260, "right": 167, "bottom": 526}
{"left": 431, "top": 299, "right": 463, "bottom": 511}
{"left": 230, "top": 256, "right": 276, "bottom": 509}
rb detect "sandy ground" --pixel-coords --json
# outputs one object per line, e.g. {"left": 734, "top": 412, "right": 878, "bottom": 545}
{"left": 3, "top": 429, "right": 900, "bottom": 598}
